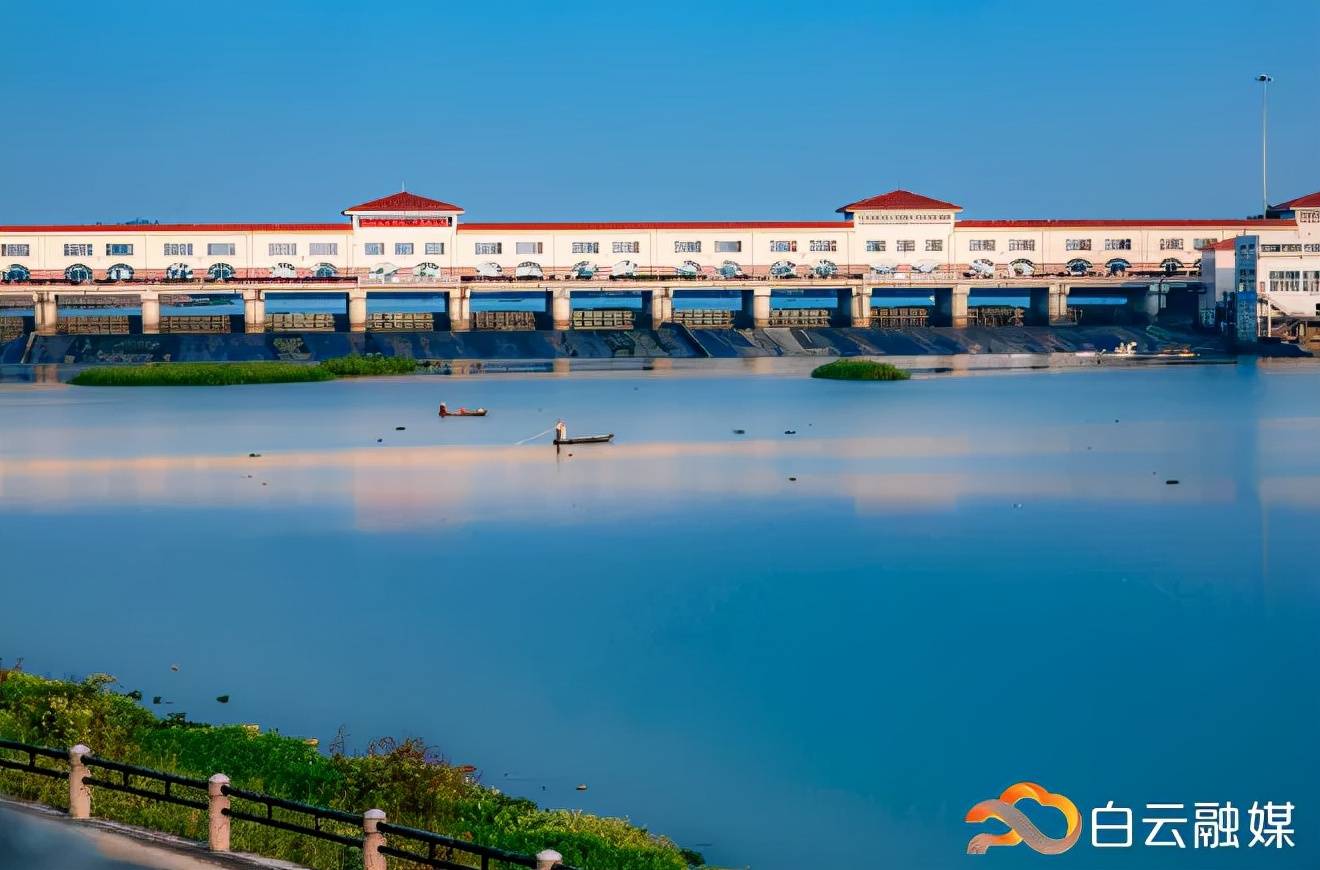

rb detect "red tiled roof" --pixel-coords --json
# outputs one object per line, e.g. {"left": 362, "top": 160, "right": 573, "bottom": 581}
{"left": 1272, "top": 191, "right": 1320, "bottom": 210}
{"left": 458, "top": 221, "right": 853, "bottom": 231}
{"left": 1205, "top": 238, "right": 1240, "bottom": 251}
{"left": 836, "top": 189, "right": 961, "bottom": 213}
{"left": 0, "top": 223, "right": 351, "bottom": 233}
{"left": 956, "top": 218, "right": 1295, "bottom": 228}
{"left": 343, "top": 192, "right": 463, "bottom": 213}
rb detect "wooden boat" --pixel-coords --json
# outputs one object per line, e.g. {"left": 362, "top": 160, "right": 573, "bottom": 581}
{"left": 554, "top": 433, "right": 613, "bottom": 445}
{"left": 438, "top": 404, "right": 487, "bottom": 417}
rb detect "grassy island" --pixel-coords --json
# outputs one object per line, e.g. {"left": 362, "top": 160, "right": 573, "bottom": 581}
{"left": 70, "top": 354, "right": 417, "bottom": 387}
{"left": 0, "top": 670, "right": 695, "bottom": 869}
{"left": 810, "top": 359, "right": 910, "bottom": 381}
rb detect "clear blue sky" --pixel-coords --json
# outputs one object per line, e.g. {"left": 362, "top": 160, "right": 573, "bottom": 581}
{"left": 3, "top": 0, "right": 1316, "bottom": 224}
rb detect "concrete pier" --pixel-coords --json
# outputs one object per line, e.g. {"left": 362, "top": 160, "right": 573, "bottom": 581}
{"left": 1028, "top": 283, "right": 1070, "bottom": 325}
{"left": 242, "top": 288, "right": 265, "bottom": 333}
{"left": 647, "top": 288, "right": 673, "bottom": 327}
{"left": 140, "top": 293, "right": 161, "bottom": 334}
{"left": 445, "top": 287, "right": 470, "bottom": 331}
{"left": 740, "top": 286, "right": 771, "bottom": 328}
{"left": 549, "top": 288, "right": 572, "bottom": 330}
{"left": 347, "top": 288, "right": 367, "bottom": 333}
{"left": 934, "top": 285, "right": 970, "bottom": 328}
{"left": 33, "top": 291, "right": 58, "bottom": 336}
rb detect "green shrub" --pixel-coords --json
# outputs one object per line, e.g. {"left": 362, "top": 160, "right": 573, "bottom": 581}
{"left": 317, "top": 354, "right": 417, "bottom": 377}
{"left": 0, "top": 671, "right": 693, "bottom": 869}
{"left": 810, "top": 359, "right": 910, "bottom": 381}
{"left": 68, "top": 355, "right": 416, "bottom": 387}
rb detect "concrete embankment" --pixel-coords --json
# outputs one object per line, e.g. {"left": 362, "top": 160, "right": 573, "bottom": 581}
{"left": 4, "top": 324, "right": 1235, "bottom": 365}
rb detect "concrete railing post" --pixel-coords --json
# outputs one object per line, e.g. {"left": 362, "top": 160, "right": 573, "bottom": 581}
{"left": 208, "top": 774, "right": 231, "bottom": 852}
{"left": 363, "top": 808, "right": 387, "bottom": 870}
{"left": 536, "top": 849, "right": 563, "bottom": 870}
{"left": 68, "top": 744, "right": 91, "bottom": 819}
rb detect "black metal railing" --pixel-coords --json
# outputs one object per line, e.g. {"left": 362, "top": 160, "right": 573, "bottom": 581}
{"left": 0, "top": 738, "right": 66, "bottom": 780}
{"left": 221, "top": 784, "right": 365, "bottom": 849}
{"left": 379, "top": 820, "right": 573, "bottom": 870}
{"left": 0, "top": 739, "right": 572, "bottom": 869}
{"left": 82, "top": 755, "right": 210, "bottom": 811}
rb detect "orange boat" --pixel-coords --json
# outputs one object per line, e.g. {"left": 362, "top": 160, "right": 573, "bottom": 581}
{"left": 438, "top": 403, "right": 487, "bottom": 417}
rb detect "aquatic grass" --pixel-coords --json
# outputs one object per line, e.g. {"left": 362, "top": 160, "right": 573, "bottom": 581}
{"left": 810, "top": 358, "right": 910, "bottom": 381}
{"left": 0, "top": 670, "right": 695, "bottom": 870}
{"left": 69, "top": 354, "right": 415, "bottom": 387}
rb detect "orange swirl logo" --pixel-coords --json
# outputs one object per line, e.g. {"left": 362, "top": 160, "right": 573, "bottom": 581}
{"left": 966, "top": 782, "right": 1082, "bottom": 855}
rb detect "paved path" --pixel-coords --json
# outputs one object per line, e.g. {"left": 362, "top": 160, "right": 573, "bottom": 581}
{"left": 0, "top": 800, "right": 306, "bottom": 870}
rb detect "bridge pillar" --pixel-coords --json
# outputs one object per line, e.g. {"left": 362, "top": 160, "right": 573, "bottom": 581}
{"left": 1126, "top": 285, "right": 1162, "bottom": 323}
{"left": 140, "top": 292, "right": 160, "bottom": 334}
{"left": 1028, "top": 284, "right": 1070, "bottom": 325}
{"left": 934, "top": 285, "right": 969, "bottom": 328}
{"left": 347, "top": 287, "right": 367, "bottom": 333}
{"left": 739, "top": 286, "right": 771, "bottom": 329}
{"left": 242, "top": 288, "right": 266, "bottom": 334}
{"left": 647, "top": 288, "right": 673, "bottom": 327}
{"left": 34, "top": 290, "right": 58, "bottom": 336}
{"left": 446, "top": 288, "right": 470, "bottom": 332}
{"left": 550, "top": 287, "right": 572, "bottom": 330}
{"left": 851, "top": 285, "right": 872, "bottom": 327}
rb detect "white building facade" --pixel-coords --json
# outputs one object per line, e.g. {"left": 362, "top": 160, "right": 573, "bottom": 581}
{"left": 2, "top": 189, "right": 1316, "bottom": 301}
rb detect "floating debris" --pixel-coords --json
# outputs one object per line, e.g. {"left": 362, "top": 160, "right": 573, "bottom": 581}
{"left": 248, "top": 452, "right": 261, "bottom": 458}
{"left": 216, "top": 695, "right": 230, "bottom": 704}
{"left": 126, "top": 689, "right": 143, "bottom": 701}
{"left": 733, "top": 429, "right": 746, "bottom": 435}
{"left": 169, "top": 664, "right": 180, "bottom": 672}
{"left": 152, "top": 696, "right": 161, "bottom": 705}
{"left": 788, "top": 476, "right": 797, "bottom": 482}
{"left": 1166, "top": 480, "right": 1180, "bottom": 485}
{"left": 395, "top": 426, "right": 406, "bottom": 431}
{"left": 1013, "top": 503, "right": 1023, "bottom": 509}
{"left": 576, "top": 784, "right": 588, "bottom": 791}
{"left": 784, "top": 430, "right": 797, "bottom": 435}
{"left": 457, "top": 764, "right": 477, "bottom": 774}
{"left": 377, "top": 438, "right": 383, "bottom": 443}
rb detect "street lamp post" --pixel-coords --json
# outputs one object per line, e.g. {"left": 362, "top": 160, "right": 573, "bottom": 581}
{"left": 1257, "top": 74, "right": 1273, "bottom": 216}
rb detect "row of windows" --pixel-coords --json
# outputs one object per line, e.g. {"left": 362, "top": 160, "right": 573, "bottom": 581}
{"left": 1267, "top": 271, "right": 1320, "bottom": 293}
{"left": 40, "top": 242, "right": 442, "bottom": 258}
{"left": 865, "top": 240, "right": 945, "bottom": 253}
{"left": 364, "top": 242, "right": 445, "bottom": 256}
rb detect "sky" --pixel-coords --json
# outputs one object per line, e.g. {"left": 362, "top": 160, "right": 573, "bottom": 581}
{"left": 2, "top": 0, "right": 1316, "bottom": 225}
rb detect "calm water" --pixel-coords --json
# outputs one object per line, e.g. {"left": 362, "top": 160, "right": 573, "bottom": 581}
{"left": 1, "top": 360, "right": 1318, "bottom": 869}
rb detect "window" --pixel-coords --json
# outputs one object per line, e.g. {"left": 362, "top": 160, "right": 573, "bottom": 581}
{"left": 1065, "top": 239, "right": 1092, "bottom": 251}
{"left": 515, "top": 241, "right": 542, "bottom": 255}
{"left": 475, "top": 242, "right": 502, "bottom": 255}
{"left": 1269, "top": 271, "right": 1301, "bottom": 292}
{"left": 810, "top": 240, "right": 837, "bottom": 252}
{"left": 2, "top": 243, "right": 30, "bottom": 256}
{"left": 674, "top": 241, "right": 701, "bottom": 253}
{"left": 896, "top": 240, "right": 915, "bottom": 252}
{"left": 425, "top": 242, "right": 445, "bottom": 255}
{"left": 1105, "top": 238, "right": 1132, "bottom": 250}
{"left": 1008, "top": 239, "right": 1035, "bottom": 251}
{"left": 268, "top": 242, "right": 297, "bottom": 256}
{"left": 1159, "top": 238, "right": 1184, "bottom": 250}
{"left": 395, "top": 242, "right": 414, "bottom": 256}
{"left": 770, "top": 240, "right": 797, "bottom": 253}
{"left": 613, "top": 241, "right": 640, "bottom": 254}
{"left": 64, "top": 243, "right": 93, "bottom": 257}
{"left": 865, "top": 240, "right": 885, "bottom": 252}
{"left": 310, "top": 242, "right": 339, "bottom": 256}
{"left": 1306, "top": 271, "right": 1320, "bottom": 292}
{"left": 715, "top": 241, "right": 742, "bottom": 253}
{"left": 106, "top": 243, "right": 134, "bottom": 256}
{"left": 572, "top": 242, "right": 600, "bottom": 254}
{"left": 1299, "top": 211, "right": 1319, "bottom": 223}
{"left": 364, "top": 242, "right": 384, "bottom": 256}
{"left": 925, "top": 239, "right": 944, "bottom": 252}
{"left": 1192, "top": 238, "right": 1218, "bottom": 250}
{"left": 968, "top": 240, "right": 994, "bottom": 252}
{"left": 162, "top": 243, "right": 191, "bottom": 257}
{"left": 208, "top": 243, "right": 236, "bottom": 256}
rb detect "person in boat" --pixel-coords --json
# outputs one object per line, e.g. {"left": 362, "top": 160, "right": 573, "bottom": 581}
{"left": 554, "top": 420, "right": 567, "bottom": 442}
{"left": 439, "top": 402, "right": 485, "bottom": 417}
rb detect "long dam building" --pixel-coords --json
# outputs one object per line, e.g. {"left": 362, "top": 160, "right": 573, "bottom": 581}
{"left": 2, "top": 188, "right": 1319, "bottom": 337}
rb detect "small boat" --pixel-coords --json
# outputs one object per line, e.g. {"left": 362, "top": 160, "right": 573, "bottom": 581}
{"left": 555, "top": 434, "right": 613, "bottom": 445}
{"left": 438, "top": 403, "right": 487, "bottom": 417}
